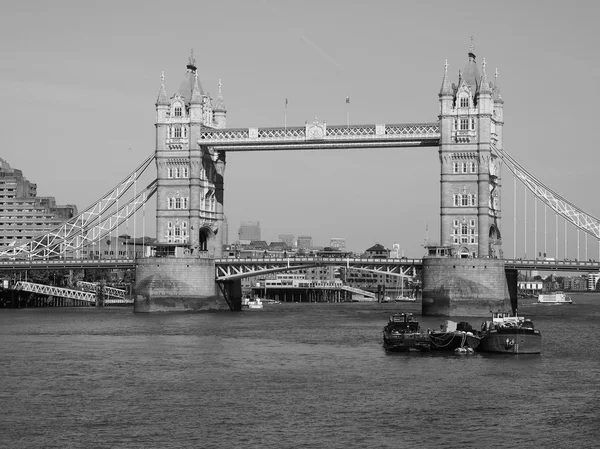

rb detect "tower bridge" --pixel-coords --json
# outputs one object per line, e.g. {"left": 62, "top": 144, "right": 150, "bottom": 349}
{"left": 1, "top": 46, "right": 599, "bottom": 315}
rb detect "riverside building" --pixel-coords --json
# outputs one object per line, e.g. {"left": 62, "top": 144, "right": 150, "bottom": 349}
{"left": 0, "top": 157, "right": 77, "bottom": 249}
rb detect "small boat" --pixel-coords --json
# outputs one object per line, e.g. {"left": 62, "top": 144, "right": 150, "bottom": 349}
{"left": 429, "top": 320, "right": 481, "bottom": 351}
{"left": 242, "top": 298, "right": 264, "bottom": 310}
{"left": 394, "top": 295, "right": 417, "bottom": 303}
{"left": 537, "top": 292, "right": 572, "bottom": 304}
{"left": 382, "top": 313, "right": 431, "bottom": 352}
{"left": 478, "top": 311, "right": 541, "bottom": 354}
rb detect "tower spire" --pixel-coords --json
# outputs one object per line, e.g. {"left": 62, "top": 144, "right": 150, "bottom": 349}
{"left": 156, "top": 71, "right": 169, "bottom": 105}
{"left": 439, "top": 59, "right": 453, "bottom": 96}
{"left": 493, "top": 67, "right": 504, "bottom": 103}
{"left": 190, "top": 70, "right": 202, "bottom": 104}
{"left": 213, "top": 78, "right": 227, "bottom": 112}
{"left": 479, "top": 57, "right": 491, "bottom": 94}
{"left": 187, "top": 48, "right": 197, "bottom": 72}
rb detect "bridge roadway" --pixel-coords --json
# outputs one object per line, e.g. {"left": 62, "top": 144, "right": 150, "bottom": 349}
{"left": 0, "top": 257, "right": 597, "bottom": 275}
{"left": 199, "top": 122, "right": 441, "bottom": 151}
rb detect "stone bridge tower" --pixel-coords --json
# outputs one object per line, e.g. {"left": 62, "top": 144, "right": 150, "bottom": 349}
{"left": 154, "top": 51, "right": 228, "bottom": 257}
{"left": 134, "top": 51, "right": 232, "bottom": 313}
{"left": 438, "top": 47, "right": 504, "bottom": 258}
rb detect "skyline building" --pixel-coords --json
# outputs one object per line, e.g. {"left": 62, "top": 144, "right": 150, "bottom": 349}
{"left": 278, "top": 234, "right": 295, "bottom": 248}
{"left": 329, "top": 237, "right": 346, "bottom": 251}
{"left": 239, "top": 220, "right": 261, "bottom": 241}
{"left": 297, "top": 235, "right": 313, "bottom": 250}
{"left": 0, "top": 157, "right": 77, "bottom": 248}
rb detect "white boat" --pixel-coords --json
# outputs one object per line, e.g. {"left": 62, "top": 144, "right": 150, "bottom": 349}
{"left": 242, "top": 298, "right": 264, "bottom": 309}
{"left": 537, "top": 292, "right": 572, "bottom": 304}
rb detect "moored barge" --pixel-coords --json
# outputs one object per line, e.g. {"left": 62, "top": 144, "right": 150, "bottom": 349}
{"left": 382, "top": 313, "right": 431, "bottom": 352}
{"left": 478, "top": 312, "right": 541, "bottom": 354}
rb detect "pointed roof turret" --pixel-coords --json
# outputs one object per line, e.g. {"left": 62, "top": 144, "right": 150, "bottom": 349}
{"left": 492, "top": 68, "right": 504, "bottom": 104}
{"left": 213, "top": 79, "right": 227, "bottom": 112}
{"left": 439, "top": 59, "right": 453, "bottom": 97}
{"left": 479, "top": 57, "right": 492, "bottom": 95}
{"left": 190, "top": 71, "right": 203, "bottom": 104}
{"left": 461, "top": 37, "right": 480, "bottom": 94}
{"left": 156, "top": 71, "right": 169, "bottom": 106}
{"left": 178, "top": 49, "right": 204, "bottom": 103}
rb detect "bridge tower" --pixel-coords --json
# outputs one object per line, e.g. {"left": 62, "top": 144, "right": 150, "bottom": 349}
{"left": 422, "top": 45, "right": 513, "bottom": 317}
{"left": 438, "top": 46, "right": 504, "bottom": 258}
{"left": 135, "top": 51, "right": 234, "bottom": 313}
{"left": 154, "top": 51, "right": 228, "bottom": 257}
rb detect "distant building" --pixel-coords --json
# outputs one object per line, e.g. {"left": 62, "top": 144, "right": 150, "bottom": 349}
{"left": 587, "top": 272, "right": 600, "bottom": 291}
{"left": 239, "top": 221, "right": 261, "bottom": 241}
{"left": 364, "top": 243, "right": 390, "bottom": 259}
{"left": 0, "top": 157, "right": 78, "bottom": 249}
{"left": 297, "top": 235, "right": 313, "bottom": 250}
{"left": 278, "top": 234, "right": 295, "bottom": 248}
{"left": 329, "top": 237, "right": 346, "bottom": 252}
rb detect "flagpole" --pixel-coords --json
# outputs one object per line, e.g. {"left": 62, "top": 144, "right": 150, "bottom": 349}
{"left": 346, "top": 96, "right": 350, "bottom": 127}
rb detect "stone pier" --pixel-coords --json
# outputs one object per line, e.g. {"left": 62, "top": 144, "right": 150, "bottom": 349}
{"left": 134, "top": 256, "right": 235, "bottom": 312}
{"left": 421, "top": 258, "right": 517, "bottom": 317}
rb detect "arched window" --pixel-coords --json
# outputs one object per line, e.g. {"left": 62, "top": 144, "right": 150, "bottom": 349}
{"left": 174, "top": 106, "right": 182, "bottom": 117}
{"left": 175, "top": 197, "right": 182, "bottom": 209}
{"left": 453, "top": 162, "right": 459, "bottom": 173}
{"left": 174, "top": 126, "right": 182, "bottom": 138}
{"left": 182, "top": 167, "right": 189, "bottom": 178}
{"left": 462, "top": 195, "right": 469, "bottom": 206}
{"left": 167, "top": 198, "right": 174, "bottom": 209}
{"left": 460, "top": 97, "right": 469, "bottom": 108}
{"left": 470, "top": 162, "right": 477, "bottom": 173}
{"left": 454, "top": 195, "right": 460, "bottom": 207}
{"left": 167, "top": 167, "right": 173, "bottom": 178}
{"left": 460, "top": 118, "right": 469, "bottom": 130}
{"left": 470, "top": 195, "right": 476, "bottom": 206}
{"left": 174, "top": 167, "right": 180, "bottom": 178}
{"left": 462, "top": 162, "right": 467, "bottom": 173}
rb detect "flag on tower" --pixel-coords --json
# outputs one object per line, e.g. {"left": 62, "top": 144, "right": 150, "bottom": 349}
{"left": 346, "top": 96, "right": 350, "bottom": 104}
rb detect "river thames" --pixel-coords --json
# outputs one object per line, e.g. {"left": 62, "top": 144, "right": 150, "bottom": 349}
{"left": 1, "top": 295, "right": 599, "bottom": 448}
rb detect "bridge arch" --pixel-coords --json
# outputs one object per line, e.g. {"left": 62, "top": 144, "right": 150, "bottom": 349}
{"left": 198, "top": 226, "right": 218, "bottom": 254}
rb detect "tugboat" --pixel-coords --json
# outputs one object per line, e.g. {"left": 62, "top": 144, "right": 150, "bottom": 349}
{"left": 478, "top": 311, "right": 541, "bottom": 354}
{"left": 382, "top": 313, "right": 431, "bottom": 352}
{"left": 429, "top": 320, "right": 481, "bottom": 352}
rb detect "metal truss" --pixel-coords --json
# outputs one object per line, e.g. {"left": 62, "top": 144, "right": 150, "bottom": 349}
{"left": 77, "top": 281, "right": 127, "bottom": 299}
{"left": 493, "top": 144, "right": 600, "bottom": 239}
{"left": 214, "top": 257, "right": 422, "bottom": 281}
{"left": 0, "top": 154, "right": 157, "bottom": 260}
{"left": 13, "top": 281, "right": 133, "bottom": 304}
{"left": 199, "top": 122, "right": 440, "bottom": 150}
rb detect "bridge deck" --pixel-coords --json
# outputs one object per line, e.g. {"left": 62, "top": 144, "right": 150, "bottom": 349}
{"left": 200, "top": 122, "right": 440, "bottom": 151}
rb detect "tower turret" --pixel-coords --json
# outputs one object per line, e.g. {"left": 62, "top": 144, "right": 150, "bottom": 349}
{"left": 213, "top": 79, "right": 227, "bottom": 129}
{"left": 155, "top": 72, "right": 169, "bottom": 152}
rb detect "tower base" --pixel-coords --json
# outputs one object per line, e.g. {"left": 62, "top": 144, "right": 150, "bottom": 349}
{"left": 134, "top": 257, "right": 234, "bottom": 312}
{"left": 421, "top": 258, "right": 515, "bottom": 317}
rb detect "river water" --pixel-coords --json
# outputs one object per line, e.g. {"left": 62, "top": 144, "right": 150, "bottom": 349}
{"left": 1, "top": 295, "right": 599, "bottom": 449}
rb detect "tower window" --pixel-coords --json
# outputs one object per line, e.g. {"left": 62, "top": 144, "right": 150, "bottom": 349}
{"left": 453, "top": 219, "right": 459, "bottom": 227}
{"left": 470, "top": 162, "right": 477, "bottom": 173}
{"left": 460, "top": 97, "right": 469, "bottom": 108}
{"left": 471, "top": 118, "right": 475, "bottom": 129}
{"left": 462, "top": 195, "right": 469, "bottom": 206}
{"left": 469, "top": 219, "right": 476, "bottom": 227}
{"left": 462, "top": 162, "right": 467, "bottom": 173}
{"left": 174, "top": 106, "right": 182, "bottom": 117}
{"left": 174, "top": 126, "right": 182, "bottom": 138}
{"left": 460, "top": 118, "right": 469, "bottom": 130}
{"left": 453, "top": 162, "right": 459, "bottom": 173}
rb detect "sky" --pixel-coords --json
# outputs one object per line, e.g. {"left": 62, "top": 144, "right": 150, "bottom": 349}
{"left": 1, "top": 0, "right": 600, "bottom": 257}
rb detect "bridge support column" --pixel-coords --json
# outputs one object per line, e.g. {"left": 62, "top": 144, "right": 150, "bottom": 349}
{"left": 421, "top": 258, "right": 515, "bottom": 317}
{"left": 134, "top": 256, "right": 230, "bottom": 312}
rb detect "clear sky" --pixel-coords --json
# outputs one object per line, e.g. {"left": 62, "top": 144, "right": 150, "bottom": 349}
{"left": 1, "top": 0, "right": 599, "bottom": 257}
